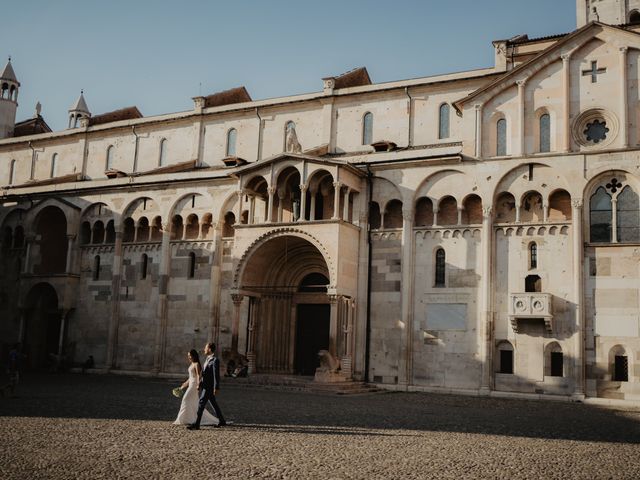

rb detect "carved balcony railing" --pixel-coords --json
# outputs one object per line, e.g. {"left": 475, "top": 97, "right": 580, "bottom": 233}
{"left": 508, "top": 292, "right": 553, "bottom": 333}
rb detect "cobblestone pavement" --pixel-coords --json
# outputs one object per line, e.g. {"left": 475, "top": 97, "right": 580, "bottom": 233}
{"left": 1, "top": 374, "right": 639, "bottom": 479}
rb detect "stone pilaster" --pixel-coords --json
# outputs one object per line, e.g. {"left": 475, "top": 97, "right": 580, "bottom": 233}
{"left": 480, "top": 205, "right": 494, "bottom": 394}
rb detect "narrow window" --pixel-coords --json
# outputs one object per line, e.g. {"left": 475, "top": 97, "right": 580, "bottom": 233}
{"left": 614, "top": 355, "right": 629, "bottom": 382}
{"left": 159, "top": 139, "right": 167, "bottom": 167}
{"left": 529, "top": 243, "right": 538, "bottom": 270}
{"left": 8, "top": 159, "right": 16, "bottom": 185}
{"left": 439, "top": 104, "right": 450, "bottom": 139}
{"left": 616, "top": 186, "right": 640, "bottom": 243}
{"left": 226, "top": 128, "right": 237, "bottom": 157}
{"left": 362, "top": 112, "right": 373, "bottom": 145}
{"left": 550, "top": 352, "right": 563, "bottom": 377}
{"left": 188, "top": 252, "right": 196, "bottom": 279}
{"left": 496, "top": 118, "right": 507, "bottom": 156}
{"left": 435, "top": 248, "right": 446, "bottom": 287}
{"left": 50, "top": 153, "right": 58, "bottom": 178}
{"left": 590, "top": 187, "right": 612, "bottom": 242}
{"left": 106, "top": 145, "right": 114, "bottom": 170}
{"left": 499, "top": 348, "right": 514, "bottom": 374}
{"left": 539, "top": 114, "right": 551, "bottom": 153}
{"left": 93, "top": 255, "right": 101, "bottom": 281}
{"left": 141, "top": 254, "right": 148, "bottom": 279}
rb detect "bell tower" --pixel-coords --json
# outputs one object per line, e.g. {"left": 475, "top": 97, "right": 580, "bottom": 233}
{"left": 577, "top": 0, "right": 640, "bottom": 28}
{"left": 68, "top": 90, "right": 91, "bottom": 128}
{"left": 0, "top": 57, "right": 19, "bottom": 139}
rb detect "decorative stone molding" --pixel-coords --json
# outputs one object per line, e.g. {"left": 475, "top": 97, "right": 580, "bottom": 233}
{"left": 232, "top": 227, "right": 335, "bottom": 288}
{"left": 571, "top": 198, "right": 584, "bottom": 208}
{"left": 571, "top": 108, "right": 619, "bottom": 149}
{"left": 508, "top": 292, "right": 553, "bottom": 333}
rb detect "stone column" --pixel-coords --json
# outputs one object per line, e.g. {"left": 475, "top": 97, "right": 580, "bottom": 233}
{"left": 309, "top": 189, "right": 317, "bottom": 221}
{"left": 267, "top": 187, "right": 275, "bottom": 223}
{"left": 277, "top": 191, "right": 285, "bottom": 223}
{"left": 561, "top": 54, "right": 571, "bottom": 152}
{"left": 247, "top": 297, "right": 260, "bottom": 374}
{"left": 248, "top": 195, "right": 256, "bottom": 224}
{"left": 57, "top": 309, "right": 69, "bottom": 359}
{"left": 332, "top": 182, "right": 342, "bottom": 220}
{"left": 542, "top": 203, "right": 549, "bottom": 223}
{"left": 153, "top": 223, "right": 172, "bottom": 372}
{"left": 231, "top": 294, "right": 244, "bottom": 353}
{"left": 17, "top": 309, "right": 26, "bottom": 344}
{"left": 236, "top": 190, "right": 244, "bottom": 224}
{"left": 433, "top": 208, "right": 439, "bottom": 227}
{"left": 572, "top": 199, "right": 585, "bottom": 400}
{"left": 298, "top": 184, "right": 308, "bottom": 222}
{"left": 23, "top": 236, "right": 33, "bottom": 274}
{"left": 620, "top": 46, "right": 629, "bottom": 148}
{"left": 515, "top": 204, "right": 521, "bottom": 223}
{"left": 106, "top": 229, "right": 124, "bottom": 369}
{"left": 611, "top": 198, "right": 618, "bottom": 243}
{"left": 517, "top": 79, "right": 526, "bottom": 156}
{"left": 398, "top": 208, "right": 415, "bottom": 388}
{"left": 343, "top": 187, "right": 351, "bottom": 222}
{"left": 208, "top": 223, "right": 223, "bottom": 344}
{"left": 457, "top": 207, "right": 464, "bottom": 226}
{"left": 65, "top": 234, "right": 75, "bottom": 274}
{"left": 479, "top": 206, "right": 494, "bottom": 394}
{"left": 475, "top": 103, "right": 483, "bottom": 158}
{"left": 328, "top": 294, "right": 339, "bottom": 357}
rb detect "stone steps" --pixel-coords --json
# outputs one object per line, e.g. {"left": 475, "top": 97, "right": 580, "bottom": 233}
{"left": 229, "top": 374, "right": 383, "bottom": 396}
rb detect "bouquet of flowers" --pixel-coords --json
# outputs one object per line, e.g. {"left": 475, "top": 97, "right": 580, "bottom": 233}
{"left": 172, "top": 387, "right": 184, "bottom": 398}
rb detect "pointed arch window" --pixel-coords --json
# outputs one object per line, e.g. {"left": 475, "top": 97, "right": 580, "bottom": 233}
{"left": 496, "top": 118, "right": 507, "bottom": 156}
{"left": 616, "top": 186, "right": 640, "bottom": 243}
{"left": 50, "top": 153, "right": 58, "bottom": 178}
{"left": 105, "top": 145, "right": 114, "bottom": 171}
{"left": 539, "top": 114, "right": 551, "bottom": 153}
{"left": 159, "top": 139, "right": 167, "bottom": 167}
{"left": 362, "top": 112, "right": 373, "bottom": 145}
{"left": 8, "top": 159, "right": 16, "bottom": 185}
{"left": 439, "top": 103, "right": 450, "bottom": 140}
{"left": 590, "top": 187, "right": 612, "bottom": 242}
{"left": 435, "top": 248, "right": 446, "bottom": 287}
{"left": 226, "top": 128, "right": 237, "bottom": 157}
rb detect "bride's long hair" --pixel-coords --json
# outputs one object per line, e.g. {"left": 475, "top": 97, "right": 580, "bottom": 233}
{"left": 189, "top": 349, "right": 201, "bottom": 370}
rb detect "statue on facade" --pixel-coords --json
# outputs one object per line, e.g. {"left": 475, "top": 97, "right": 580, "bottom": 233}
{"left": 285, "top": 123, "right": 302, "bottom": 153}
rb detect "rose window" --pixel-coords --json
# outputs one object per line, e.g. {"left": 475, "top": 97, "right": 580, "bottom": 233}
{"left": 583, "top": 119, "right": 609, "bottom": 144}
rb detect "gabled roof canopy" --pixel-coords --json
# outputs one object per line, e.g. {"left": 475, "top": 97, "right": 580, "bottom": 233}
{"left": 197, "top": 86, "right": 252, "bottom": 109}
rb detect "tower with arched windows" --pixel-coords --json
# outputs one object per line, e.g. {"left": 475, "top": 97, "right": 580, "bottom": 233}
{"left": 577, "top": 0, "right": 640, "bottom": 27}
{"left": 0, "top": 58, "right": 19, "bottom": 139}
{"left": 68, "top": 91, "right": 91, "bottom": 129}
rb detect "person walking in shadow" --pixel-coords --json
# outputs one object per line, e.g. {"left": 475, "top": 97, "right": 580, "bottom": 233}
{"left": 187, "top": 342, "right": 226, "bottom": 430}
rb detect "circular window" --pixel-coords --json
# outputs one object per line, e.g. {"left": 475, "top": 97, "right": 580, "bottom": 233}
{"left": 572, "top": 109, "right": 618, "bottom": 149}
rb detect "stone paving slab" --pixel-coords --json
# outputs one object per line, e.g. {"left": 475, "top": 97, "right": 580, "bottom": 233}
{"left": 1, "top": 373, "right": 639, "bottom": 479}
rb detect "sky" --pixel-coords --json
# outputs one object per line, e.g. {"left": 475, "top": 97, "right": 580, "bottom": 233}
{"left": 0, "top": 0, "right": 576, "bottom": 131}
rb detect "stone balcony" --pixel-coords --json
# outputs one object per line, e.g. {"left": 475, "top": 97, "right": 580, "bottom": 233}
{"left": 508, "top": 292, "right": 553, "bottom": 333}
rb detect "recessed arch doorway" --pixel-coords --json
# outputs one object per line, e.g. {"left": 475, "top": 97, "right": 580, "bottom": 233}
{"left": 234, "top": 233, "right": 354, "bottom": 377}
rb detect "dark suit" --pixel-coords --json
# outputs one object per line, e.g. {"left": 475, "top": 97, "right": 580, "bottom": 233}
{"left": 194, "top": 354, "right": 225, "bottom": 427}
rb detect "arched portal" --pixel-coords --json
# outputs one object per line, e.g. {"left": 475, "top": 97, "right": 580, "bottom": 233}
{"left": 33, "top": 206, "right": 68, "bottom": 274}
{"left": 236, "top": 234, "right": 347, "bottom": 376}
{"left": 23, "top": 283, "right": 60, "bottom": 369}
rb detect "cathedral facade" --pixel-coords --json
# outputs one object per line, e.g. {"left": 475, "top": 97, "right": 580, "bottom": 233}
{"left": 2, "top": 0, "right": 640, "bottom": 401}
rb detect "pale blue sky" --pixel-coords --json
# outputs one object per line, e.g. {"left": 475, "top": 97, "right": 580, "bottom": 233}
{"left": 0, "top": 0, "right": 575, "bottom": 131}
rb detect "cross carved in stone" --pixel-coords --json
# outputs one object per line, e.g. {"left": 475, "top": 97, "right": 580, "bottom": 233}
{"left": 582, "top": 60, "right": 606, "bottom": 83}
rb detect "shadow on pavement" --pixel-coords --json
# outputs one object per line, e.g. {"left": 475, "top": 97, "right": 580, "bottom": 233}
{"left": 1, "top": 373, "right": 639, "bottom": 444}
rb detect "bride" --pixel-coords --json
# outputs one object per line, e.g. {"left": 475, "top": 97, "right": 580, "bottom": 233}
{"left": 173, "top": 349, "right": 219, "bottom": 426}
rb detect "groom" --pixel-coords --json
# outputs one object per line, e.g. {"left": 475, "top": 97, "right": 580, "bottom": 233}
{"left": 187, "top": 342, "right": 227, "bottom": 430}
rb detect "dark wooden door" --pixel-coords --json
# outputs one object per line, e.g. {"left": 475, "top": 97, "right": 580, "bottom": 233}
{"left": 294, "top": 304, "right": 330, "bottom": 375}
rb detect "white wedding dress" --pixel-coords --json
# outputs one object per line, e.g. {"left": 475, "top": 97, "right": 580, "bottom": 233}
{"left": 173, "top": 363, "right": 219, "bottom": 425}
